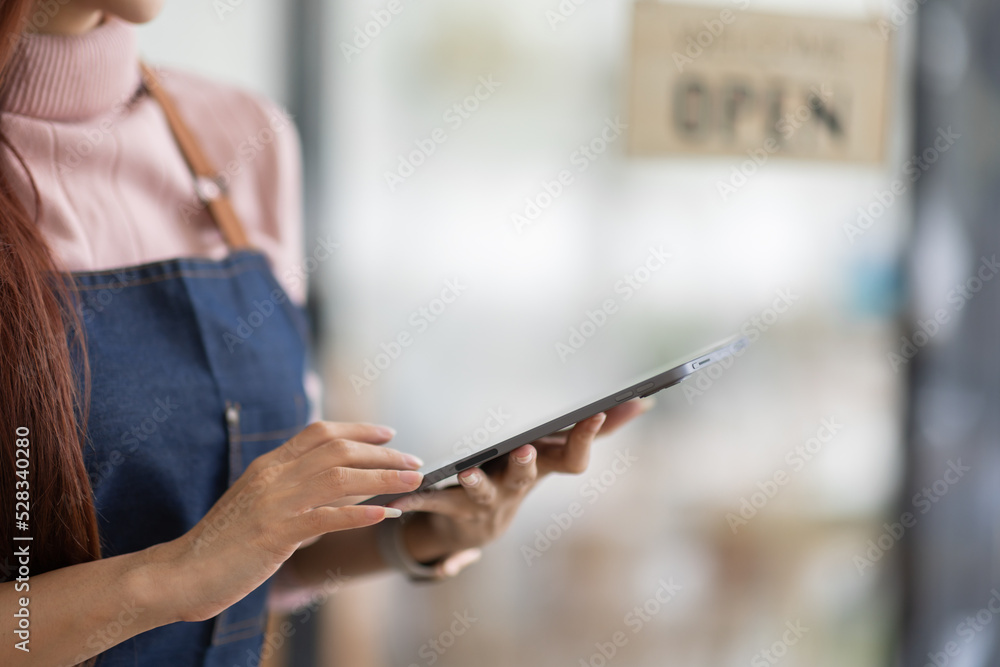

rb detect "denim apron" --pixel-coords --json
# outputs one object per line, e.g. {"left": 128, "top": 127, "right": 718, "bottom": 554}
{"left": 73, "top": 66, "right": 310, "bottom": 667}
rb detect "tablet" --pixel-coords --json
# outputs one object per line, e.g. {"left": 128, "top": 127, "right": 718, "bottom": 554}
{"left": 359, "top": 335, "right": 749, "bottom": 506}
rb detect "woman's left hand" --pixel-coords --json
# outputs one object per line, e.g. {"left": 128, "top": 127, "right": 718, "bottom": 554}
{"left": 385, "top": 398, "right": 653, "bottom": 578}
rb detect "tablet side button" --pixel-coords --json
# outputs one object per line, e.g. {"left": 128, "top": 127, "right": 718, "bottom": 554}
{"left": 615, "top": 390, "right": 634, "bottom": 402}
{"left": 635, "top": 381, "right": 655, "bottom": 394}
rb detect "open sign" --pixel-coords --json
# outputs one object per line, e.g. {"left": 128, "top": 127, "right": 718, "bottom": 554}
{"left": 628, "top": 3, "right": 891, "bottom": 163}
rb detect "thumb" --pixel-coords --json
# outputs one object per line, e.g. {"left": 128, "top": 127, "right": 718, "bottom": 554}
{"left": 436, "top": 548, "right": 483, "bottom": 578}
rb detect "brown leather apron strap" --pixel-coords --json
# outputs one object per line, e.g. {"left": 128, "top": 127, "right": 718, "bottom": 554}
{"left": 139, "top": 62, "right": 251, "bottom": 250}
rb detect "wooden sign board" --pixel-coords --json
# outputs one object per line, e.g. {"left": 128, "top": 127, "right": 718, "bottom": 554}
{"left": 627, "top": 2, "right": 892, "bottom": 162}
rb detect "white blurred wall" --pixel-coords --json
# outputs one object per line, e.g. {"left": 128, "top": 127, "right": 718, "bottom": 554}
{"left": 134, "top": 0, "right": 291, "bottom": 105}
{"left": 317, "top": 0, "right": 915, "bottom": 665}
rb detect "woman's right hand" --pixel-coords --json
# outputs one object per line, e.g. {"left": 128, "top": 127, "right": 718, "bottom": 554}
{"left": 151, "top": 421, "right": 422, "bottom": 623}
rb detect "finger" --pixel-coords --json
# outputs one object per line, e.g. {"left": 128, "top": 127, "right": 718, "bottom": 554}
{"left": 538, "top": 413, "right": 604, "bottom": 475}
{"left": 503, "top": 444, "right": 538, "bottom": 491}
{"left": 457, "top": 467, "right": 497, "bottom": 505}
{"left": 598, "top": 398, "right": 653, "bottom": 436}
{"left": 269, "top": 421, "right": 398, "bottom": 465}
{"left": 387, "top": 486, "right": 476, "bottom": 519}
{"left": 532, "top": 433, "right": 569, "bottom": 446}
{"left": 529, "top": 399, "right": 652, "bottom": 448}
{"left": 532, "top": 419, "right": 595, "bottom": 467}
{"left": 285, "top": 504, "right": 401, "bottom": 544}
{"left": 281, "top": 438, "right": 423, "bottom": 482}
{"left": 296, "top": 467, "right": 423, "bottom": 510}
{"left": 436, "top": 548, "right": 483, "bottom": 578}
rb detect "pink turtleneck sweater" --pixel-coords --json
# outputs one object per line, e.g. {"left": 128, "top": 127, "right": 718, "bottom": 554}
{"left": 0, "top": 16, "right": 306, "bottom": 305}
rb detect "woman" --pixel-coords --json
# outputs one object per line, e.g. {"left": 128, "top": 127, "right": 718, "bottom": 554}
{"left": 0, "top": 1, "right": 648, "bottom": 665}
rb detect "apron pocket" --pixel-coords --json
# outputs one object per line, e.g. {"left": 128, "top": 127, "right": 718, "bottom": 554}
{"left": 224, "top": 394, "right": 307, "bottom": 486}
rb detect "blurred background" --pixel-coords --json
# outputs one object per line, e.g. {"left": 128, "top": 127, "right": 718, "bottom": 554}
{"left": 138, "top": 0, "right": 997, "bottom": 665}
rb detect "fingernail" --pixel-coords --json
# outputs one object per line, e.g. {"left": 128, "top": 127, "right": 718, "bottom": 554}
{"left": 388, "top": 499, "right": 409, "bottom": 512}
{"left": 403, "top": 453, "right": 424, "bottom": 469}
{"left": 462, "top": 470, "right": 482, "bottom": 486}
{"left": 640, "top": 396, "right": 657, "bottom": 410}
{"left": 383, "top": 507, "right": 403, "bottom": 519}
{"left": 590, "top": 413, "right": 607, "bottom": 429}
{"left": 399, "top": 470, "right": 423, "bottom": 485}
{"left": 444, "top": 549, "right": 482, "bottom": 577}
{"left": 378, "top": 425, "right": 397, "bottom": 438}
{"left": 514, "top": 450, "right": 533, "bottom": 465}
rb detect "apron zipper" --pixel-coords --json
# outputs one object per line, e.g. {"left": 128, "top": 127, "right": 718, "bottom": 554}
{"left": 225, "top": 402, "right": 241, "bottom": 431}
{"left": 225, "top": 401, "right": 242, "bottom": 485}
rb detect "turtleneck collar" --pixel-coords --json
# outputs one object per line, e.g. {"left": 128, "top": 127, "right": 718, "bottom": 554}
{"left": 1, "top": 15, "right": 141, "bottom": 122}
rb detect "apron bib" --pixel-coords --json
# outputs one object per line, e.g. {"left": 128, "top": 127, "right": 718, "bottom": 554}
{"left": 72, "top": 66, "right": 310, "bottom": 667}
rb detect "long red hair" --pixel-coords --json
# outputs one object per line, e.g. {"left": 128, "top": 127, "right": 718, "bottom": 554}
{"left": 0, "top": 0, "right": 101, "bottom": 587}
